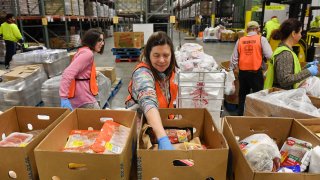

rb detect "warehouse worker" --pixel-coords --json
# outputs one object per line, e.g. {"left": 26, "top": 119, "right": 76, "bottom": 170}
{"left": 264, "top": 16, "right": 280, "bottom": 41}
{"left": 126, "top": 31, "right": 178, "bottom": 150}
{"left": 311, "top": 16, "right": 320, "bottom": 28}
{"left": 59, "top": 29, "right": 105, "bottom": 110}
{"left": 0, "top": 14, "right": 23, "bottom": 69}
{"left": 265, "top": 18, "right": 318, "bottom": 90}
{"left": 230, "top": 21, "right": 273, "bottom": 116}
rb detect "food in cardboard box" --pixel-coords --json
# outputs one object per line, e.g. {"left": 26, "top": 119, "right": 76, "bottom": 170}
{"left": 184, "top": 141, "right": 205, "bottom": 150}
{"left": 147, "top": 127, "right": 193, "bottom": 144}
{"left": 63, "top": 130, "right": 100, "bottom": 153}
{"left": 91, "top": 121, "right": 130, "bottom": 154}
{"left": 280, "top": 137, "right": 312, "bottom": 172}
{"left": 0, "top": 132, "right": 33, "bottom": 147}
{"left": 239, "top": 133, "right": 281, "bottom": 172}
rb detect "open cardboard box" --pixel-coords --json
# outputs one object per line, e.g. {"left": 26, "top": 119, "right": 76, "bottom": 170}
{"left": 137, "top": 108, "right": 229, "bottom": 180}
{"left": 223, "top": 116, "right": 320, "bottom": 180}
{"left": 298, "top": 118, "right": 320, "bottom": 138}
{"left": 34, "top": 109, "right": 136, "bottom": 180}
{"left": 244, "top": 88, "right": 320, "bottom": 118}
{"left": 0, "top": 106, "right": 70, "bottom": 179}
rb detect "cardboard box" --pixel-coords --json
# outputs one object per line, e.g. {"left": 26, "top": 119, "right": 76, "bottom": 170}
{"left": 0, "top": 107, "right": 70, "bottom": 180}
{"left": 35, "top": 109, "right": 137, "bottom": 180}
{"left": 223, "top": 116, "right": 320, "bottom": 180}
{"left": 244, "top": 88, "right": 320, "bottom": 118}
{"left": 96, "top": 66, "right": 116, "bottom": 83}
{"left": 68, "top": 51, "right": 77, "bottom": 62}
{"left": 137, "top": 108, "right": 229, "bottom": 180}
{"left": 2, "top": 65, "right": 41, "bottom": 82}
{"left": 298, "top": 118, "right": 320, "bottom": 138}
{"left": 114, "top": 32, "right": 144, "bottom": 48}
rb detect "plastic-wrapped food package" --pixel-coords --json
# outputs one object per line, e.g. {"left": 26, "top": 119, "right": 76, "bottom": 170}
{"left": 239, "top": 133, "right": 281, "bottom": 172}
{"left": 0, "top": 132, "right": 33, "bottom": 147}
{"left": 63, "top": 130, "right": 100, "bottom": 153}
{"left": 299, "top": 76, "right": 320, "bottom": 97}
{"left": 12, "top": 49, "right": 69, "bottom": 78}
{"left": 309, "top": 146, "right": 320, "bottom": 173}
{"left": 0, "top": 65, "right": 48, "bottom": 111}
{"left": 280, "top": 137, "right": 312, "bottom": 172}
{"left": 224, "top": 70, "right": 235, "bottom": 95}
{"left": 96, "top": 72, "right": 111, "bottom": 108}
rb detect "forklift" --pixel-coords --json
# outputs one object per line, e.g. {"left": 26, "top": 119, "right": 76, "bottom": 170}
{"left": 259, "top": 0, "right": 318, "bottom": 62}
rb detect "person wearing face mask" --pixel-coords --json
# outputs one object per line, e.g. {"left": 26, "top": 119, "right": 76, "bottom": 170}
{"left": 0, "top": 14, "right": 23, "bottom": 69}
{"left": 59, "top": 28, "right": 105, "bottom": 110}
{"left": 264, "top": 18, "right": 318, "bottom": 90}
{"left": 125, "top": 31, "right": 178, "bottom": 150}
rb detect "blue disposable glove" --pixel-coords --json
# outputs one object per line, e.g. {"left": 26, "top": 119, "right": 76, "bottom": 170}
{"left": 306, "top": 60, "right": 319, "bottom": 68}
{"left": 307, "top": 65, "right": 319, "bottom": 76}
{"left": 60, "top": 98, "right": 73, "bottom": 110}
{"left": 158, "top": 136, "right": 174, "bottom": 150}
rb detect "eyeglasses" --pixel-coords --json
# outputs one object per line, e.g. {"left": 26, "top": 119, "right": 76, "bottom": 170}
{"left": 98, "top": 38, "right": 104, "bottom": 43}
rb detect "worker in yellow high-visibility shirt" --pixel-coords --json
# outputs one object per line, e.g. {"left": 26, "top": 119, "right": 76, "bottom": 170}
{"left": 311, "top": 16, "right": 320, "bottom": 28}
{"left": 264, "top": 16, "right": 280, "bottom": 41}
{"left": 0, "top": 14, "right": 23, "bottom": 69}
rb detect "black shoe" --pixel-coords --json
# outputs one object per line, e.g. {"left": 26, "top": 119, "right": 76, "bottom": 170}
{"left": 5, "top": 65, "right": 9, "bottom": 69}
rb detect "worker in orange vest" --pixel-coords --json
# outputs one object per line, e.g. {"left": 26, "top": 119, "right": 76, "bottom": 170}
{"left": 126, "top": 31, "right": 178, "bottom": 150}
{"left": 59, "top": 29, "right": 105, "bottom": 110}
{"left": 230, "top": 21, "right": 273, "bottom": 115}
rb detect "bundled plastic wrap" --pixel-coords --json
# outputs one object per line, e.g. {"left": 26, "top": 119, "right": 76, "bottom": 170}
{"left": 0, "top": 65, "right": 47, "bottom": 111}
{"left": 247, "top": 88, "right": 320, "bottom": 117}
{"left": 41, "top": 72, "right": 111, "bottom": 108}
{"left": 11, "top": 49, "right": 69, "bottom": 78}
{"left": 299, "top": 76, "right": 320, "bottom": 97}
{"left": 239, "top": 134, "right": 281, "bottom": 172}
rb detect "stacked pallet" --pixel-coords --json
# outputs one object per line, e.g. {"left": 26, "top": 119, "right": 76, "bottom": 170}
{"left": 45, "top": 0, "right": 65, "bottom": 15}
{"left": 27, "top": 0, "right": 40, "bottom": 15}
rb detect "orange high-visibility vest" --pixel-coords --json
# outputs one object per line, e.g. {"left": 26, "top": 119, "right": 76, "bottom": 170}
{"left": 68, "top": 47, "right": 98, "bottom": 98}
{"left": 126, "top": 62, "right": 178, "bottom": 108}
{"left": 238, "top": 35, "right": 263, "bottom": 71}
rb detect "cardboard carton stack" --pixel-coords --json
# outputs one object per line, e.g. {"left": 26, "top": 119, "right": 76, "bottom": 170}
{"left": 116, "top": 0, "right": 142, "bottom": 14}
{"left": 44, "top": 0, "right": 65, "bottom": 15}
{"left": 0, "top": 107, "right": 69, "bottom": 179}
{"left": 35, "top": 109, "right": 136, "bottom": 179}
{"left": 220, "top": 30, "right": 237, "bottom": 42}
{"left": 27, "top": 0, "right": 40, "bottom": 15}
{"left": 0, "top": 65, "right": 48, "bottom": 111}
{"left": 1, "top": 0, "right": 15, "bottom": 14}
{"left": 11, "top": 49, "right": 70, "bottom": 78}
{"left": 114, "top": 32, "right": 144, "bottom": 48}
{"left": 79, "top": 0, "right": 85, "bottom": 16}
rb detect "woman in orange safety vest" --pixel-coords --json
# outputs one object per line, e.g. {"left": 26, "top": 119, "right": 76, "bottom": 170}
{"left": 125, "top": 31, "right": 178, "bottom": 150}
{"left": 59, "top": 29, "right": 105, "bottom": 110}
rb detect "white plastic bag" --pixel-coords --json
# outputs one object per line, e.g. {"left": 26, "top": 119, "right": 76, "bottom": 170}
{"left": 224, "top": 70, "right": 235, "bottom": 95}
{"left": 299, "top": 76, "right": 320, "bottom": 97}
{"left": 309, "top": 146, "right": 320, "bottom": 173}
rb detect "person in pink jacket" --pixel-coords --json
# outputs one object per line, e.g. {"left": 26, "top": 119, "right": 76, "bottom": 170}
{"left": 59, "top": 29, "right": 105, "bottom": 110}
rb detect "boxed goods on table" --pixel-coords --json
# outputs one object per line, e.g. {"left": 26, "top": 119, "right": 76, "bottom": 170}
{"left": 11, "top": 49, "right": 70, "bottom": 78}
{"left": 0, "top": 107, "right": 70, "bottom": 179}
{"left": 114, "top": 32, "right": 144, "bottom": 48}
{"left": 35, "top": 109, "right": 136, "bottom": 179}
{"left": 223, "top": 116, "right": 320, "bottom": 180}
{"left": 137, "top": 108, "right": 229, "bottom": 180}
{"left": 0, "top": 65, "right": 47, "bottom": 111}
{"left": 245, "top": 88, "right": 320, "bottom": 118}
{"left": 220, "top": 30, "right": 237, "bottom": 42}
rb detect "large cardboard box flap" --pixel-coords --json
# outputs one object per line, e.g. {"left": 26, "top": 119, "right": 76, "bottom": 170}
{"left": 0, "top": 106, "right": 70, "bottom": 180}
{"left": 137, "top": 108, "right": 229, "bottom": 180}
{"left": 35, "top": 109, "right": 137, "bottom": 180}
{"left": 244, "top": 88, "right": 320, "bottom": 118}
{"left": 223, "top": 116, "right": 320, "bottom": 180}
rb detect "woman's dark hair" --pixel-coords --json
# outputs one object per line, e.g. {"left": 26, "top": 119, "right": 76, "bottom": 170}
{"left": 142, "top": 31, "right": 178, "bottom": 81}
{"left": 271, "top": 18, "right": 302, "bottom": 41}
{"left": 81, "top": 28, "right": 104, "bottom": 54}
{"left": 5, "top": 14, "right": 14, "bottom": 21}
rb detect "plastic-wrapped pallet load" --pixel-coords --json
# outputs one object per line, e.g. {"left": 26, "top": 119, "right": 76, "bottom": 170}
{"left": 45, "top": 0, "right": 65, "bottom": 15}
{"left": 70, "top": 35, "right": 81, "bottom": 48}
{"left": 17, "top": 0, "right": 29, "bottom": 15}
{"left": 116, "top": 0, "right": 142, "bottom": 14}
{"left": 27, "top": 0, "right": 40, "bottom": 15}
{"left": 79, "top": 0, "right": 85, "bottom": 16}
{"left": 104, "top": 4, "right": 109, "bottom": 17}
{"left": 0, "top": 65, "right": 47, "bottom": 111}
{"left": 1, "top": 0, "right": 16, "bottom": 14}
{"left": 41, "top": 72, "right": 111, "bottom": 108}
{"left": 11, "top": 49, "right": 70, "bottom": 78}
{"left": 71, "top": 0, "right": 79, "bottom": 15}
{"left": 0, "top": 40, "right": 5, "bottom": 64}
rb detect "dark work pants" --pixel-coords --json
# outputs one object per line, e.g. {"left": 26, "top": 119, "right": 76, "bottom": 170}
{"left": 5, "top": 40, "right": 16, "bottom": 66}
{"left": 238, "top": 70, "right": 264, "bottom": 116}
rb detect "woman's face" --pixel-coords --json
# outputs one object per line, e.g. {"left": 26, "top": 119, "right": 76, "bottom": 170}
{"left": 292, "top": 28, "right": 302, "bottom": 44}
{"left": 94, "top": 34, "right": 104, "bottom": 53}
{"left": 150, "top": 44, "right": 171, "bottom": 73}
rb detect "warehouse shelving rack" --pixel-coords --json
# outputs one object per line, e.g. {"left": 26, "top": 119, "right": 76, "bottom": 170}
{"left": 8, "top": 0, "right": 114, "bottom": 49}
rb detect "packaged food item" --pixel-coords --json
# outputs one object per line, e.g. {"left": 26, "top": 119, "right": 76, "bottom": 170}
{"left": 277, "top": 165, "right": 301, "bottom": 173}
{"left": 184, "top": 142, "right": 204, "bottom": 150}
{"left": 239, "top": 133, "right": 281, "bottom": 172}
{"left": 0, "top": 132, "right": 33, "bottom": 147}
{"left": 91, "top": 121, "right": 130, "bottom": 154}
{"left": 63, "top": 130, "right": 100, "bottom": 153}
{"left": 280, "top": 137, "right": 312, "bottom": 172}
{"left": 147, "top": 127, "right": 193, "bottom": 144}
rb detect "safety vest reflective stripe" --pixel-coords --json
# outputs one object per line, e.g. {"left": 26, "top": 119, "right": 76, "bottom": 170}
{"left": 126, "top": 62, "right": 178, "bottom": 108}
{"left": 238, "top": 35, "right": 263, "bottom": 71}
{"left": 68, "top": 47, "right": 98, "bottom": 98}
